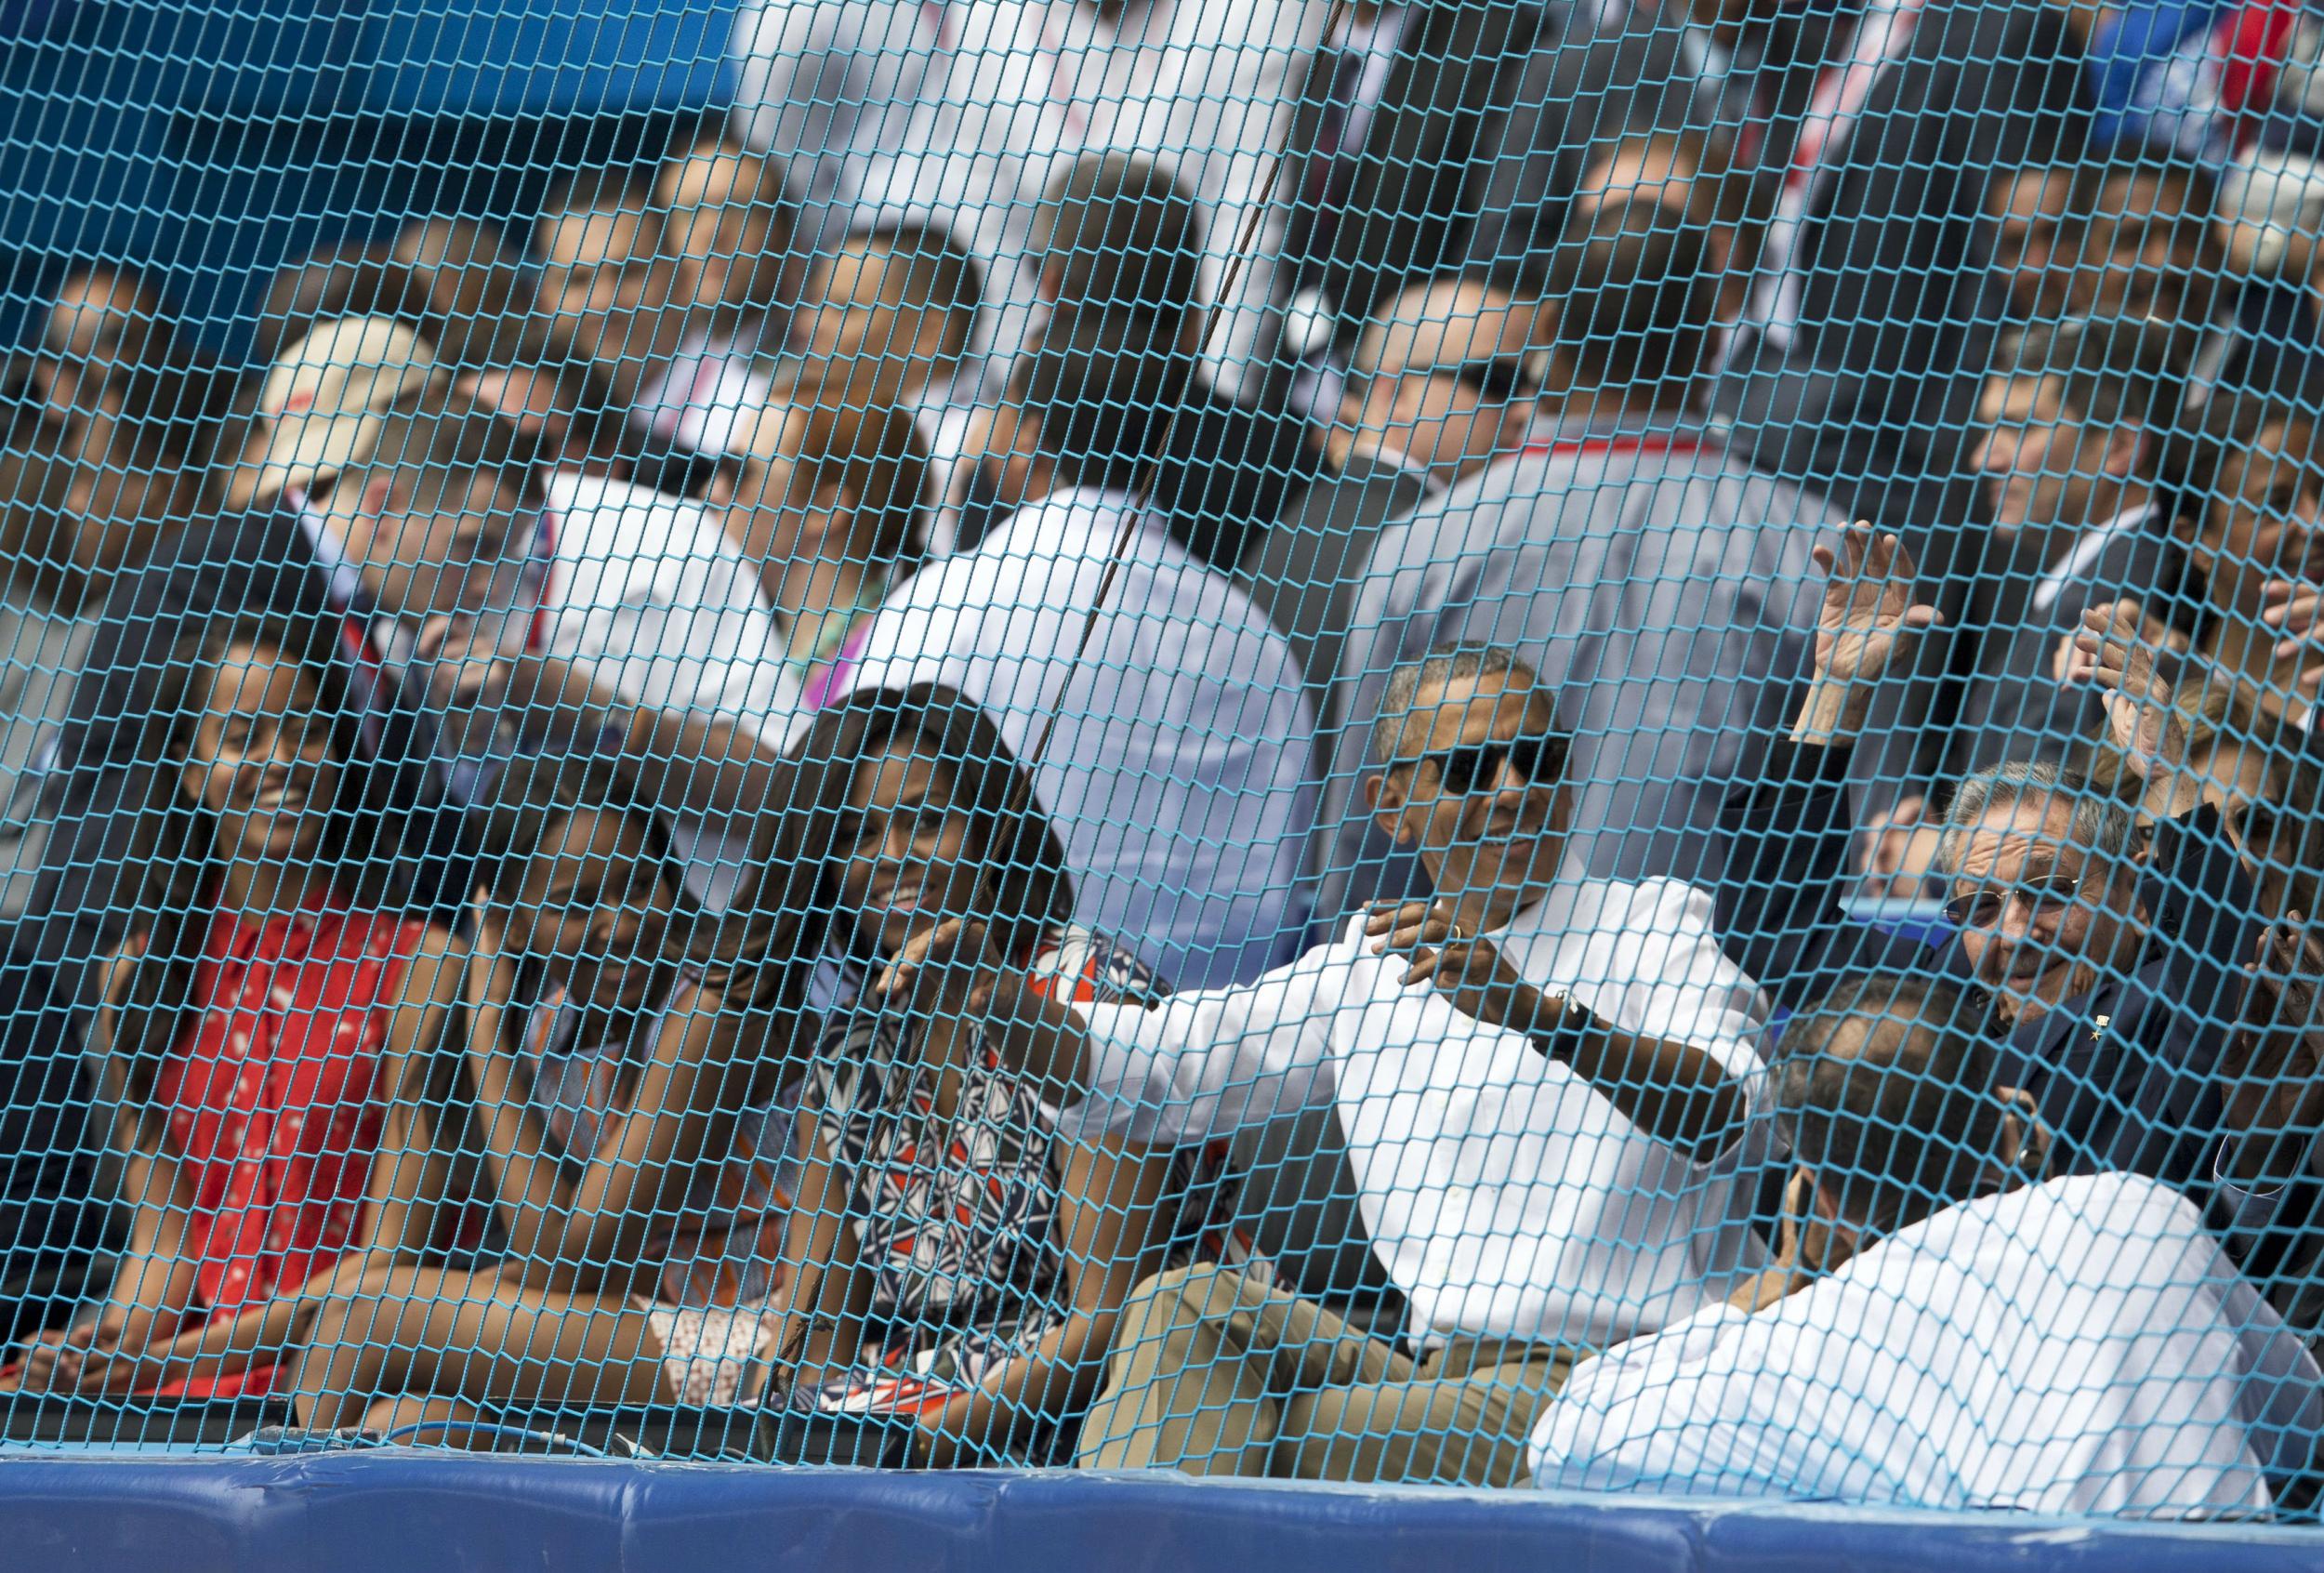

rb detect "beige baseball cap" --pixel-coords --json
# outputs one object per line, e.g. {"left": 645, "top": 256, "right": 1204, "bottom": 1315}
{"left": 245, "top": 315, "right": 442, "bottom": 503}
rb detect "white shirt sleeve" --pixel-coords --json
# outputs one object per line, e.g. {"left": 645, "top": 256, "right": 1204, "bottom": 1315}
{"left": 1057, "top": 932, "right": 1350, "bottom": 1146}
{"left": 1602, "top": 879, "right": 1772, "bottom": 1113}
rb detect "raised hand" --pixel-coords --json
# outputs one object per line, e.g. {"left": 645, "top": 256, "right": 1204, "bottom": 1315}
{"left": 2067, "top": 601, "right": 2188, "bottom": 786}
{"left": 876, "top": 915, "right": 1005, "bottom": 1015}
{"left": 2222, "top": 919, "right": 2324, "bottom": 1187}
{"left": 1793, "top": 525, "right": 1942, "bottom": 743}
{"left": 2263, "top": 578, "right": 2323, "bottom": 719}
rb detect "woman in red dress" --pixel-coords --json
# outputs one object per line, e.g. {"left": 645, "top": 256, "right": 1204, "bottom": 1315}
{"left": 4, "top": 609, "right": 465, "bottom": 1400}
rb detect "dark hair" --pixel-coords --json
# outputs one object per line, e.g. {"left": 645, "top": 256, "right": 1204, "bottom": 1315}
{"left": 772, "top": 681, "right": 1075, "bottom": 968}
{"left": 1772, "top": 973, "right": 2014, "bottom": 1240}
{"left": 535, "top": 164, "right": 664, "bottom": 257}
{"left": 1989, "top": 315, "right": 2190, "bottom": 435}
{"left": 1548, "top": 194, "right": 1715, "bottom": 395}
{"left": 471, "top": 748, "right": 751, "bottom": 998}
{"left": 1030, "top": 152, "right": 1206, "bottom": 329}
{"left": 2080, "top": 152, "right": 2229, "bottom": 326}
{"left": 1011, "top": 307, "right": 1194, "bottom": 497}
{"left": 845, "top": 216, "right": 988, "bottom": 362}
{"left": 99, "top": 608, "right": 394, "bottom": 1104}
{"left": 251, "top": 242, "right": 423, "bottom": 364}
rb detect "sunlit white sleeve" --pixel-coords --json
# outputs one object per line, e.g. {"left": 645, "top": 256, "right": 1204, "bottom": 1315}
{"left": 1057, "top": 937, "right": 1349, "bottom": 1147}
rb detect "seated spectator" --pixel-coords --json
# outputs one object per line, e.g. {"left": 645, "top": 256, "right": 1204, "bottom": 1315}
{"left": 1332, "top": 272, "right": 1550, "bottom": 485}
{"left": 544, "top": 395, "right": 933, "bottom": 742}
{"left": 1532, "top": 972, "right": 2324, "bottom": 1515}
{"left": 2061, "top": 154, "right": 2233, "bottom": 343}
{"left": 1317, "top": 196, "right": 1839, "bottom": 925}
{"left": 1240, "top": 268, "right": 1550, "bottom": 706}
{"left": 1863, "top": 316, "right": 2196, "bottom": 898}
{"left": 223, "top": 315, "right": 445, "bottom": 515}
{"left": 832, "top": 481, "right": 1314, "bottom": 987}
{"left": 1563, "top": 128, "right": 1763, "bottom": 337}
{"left": 1002, "top": 152, "right": 1323, "bottom": 572}
{"left": 284, "top": 752, "right": 802, "bottom": 1435}
{"left": 1029, "top": 152, "right": 1208, "bottom": 346}
{"left": 21, "top": 262, "right": 175, "bottom": 416}
{"left": 534, "top": 165, "right": 684, "bottom": 416}
{"left": 2178, "top": 372, "right": 2324, "bottom": 725}
{"left": 1718, "top": 531, "right": 2323, "bottom": 1257}
{"left": 1045, "top": 643, "right": 1764, "bottom": 1486}
{"left": 759, "top": 681, "right": 1235, "bottom": 1466}
{"left": 1, "top": 610, "right": 463, "bottom": 1400}
{"left": 1987, "top": 161, "right": 2091, "bottom": 323}
{"left": 790, "top": 216, "right": 986, "bottom": 441}
{"left": 33, "top": 322, "right": 776, "bottom": 965}
{"left": 0, "top": 271, "right": 227, "bottom": 919}
{"left": 639, "top": 135, "right": 802, "bottom": 455}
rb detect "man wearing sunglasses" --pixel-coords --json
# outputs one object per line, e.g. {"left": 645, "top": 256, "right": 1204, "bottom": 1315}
{"left": 1719, "top": 527, "right": 2324, "bottom": 1327}
{"left": 1318, "top": 193, "right": 1843, "bottom": 927}
{"left": 1033, "top": 641, "right": 1766, "bottom": 1487}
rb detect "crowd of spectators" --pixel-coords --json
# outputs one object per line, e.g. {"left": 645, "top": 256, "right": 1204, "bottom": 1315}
{"left": 0, "top": 0, "right": 2319, "bottom": 1521}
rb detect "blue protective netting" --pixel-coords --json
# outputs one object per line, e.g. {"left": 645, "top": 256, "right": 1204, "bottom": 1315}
{"left": 0, "top": 0, "right": 2317, "bottom": 1537}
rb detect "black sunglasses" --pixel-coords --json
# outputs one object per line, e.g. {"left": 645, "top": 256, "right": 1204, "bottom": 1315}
{"left": 1442, "top": 350, "right": 1552, "bottom": 403}
{"left": 1411, "top": 729, "right": 1570, "bottom": 797}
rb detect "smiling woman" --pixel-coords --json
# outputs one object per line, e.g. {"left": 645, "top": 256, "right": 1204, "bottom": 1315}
{"left": 0, "top": 608, "right": 460, "bottom": 1405}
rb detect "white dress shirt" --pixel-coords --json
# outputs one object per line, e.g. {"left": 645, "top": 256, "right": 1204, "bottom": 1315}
{"left": 1532, "top": 1171, "right": 2324, "bottom": 1517}
{"left": 1062, "top": 876, "right": 1769, "bottom": 1348}
{"left": 2030, "top": 499, "right": 2158, "bottom": 614}
{"left": 836, "top": 487, "right": 1316, "bottom": 987}
{"left": 542, "top": 471, "right": 799, "bottom": 736}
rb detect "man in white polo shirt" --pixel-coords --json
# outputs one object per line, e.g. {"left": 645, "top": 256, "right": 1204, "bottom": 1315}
{"left": 1051, "top": 643, "right": 1767, "bottom": 1487}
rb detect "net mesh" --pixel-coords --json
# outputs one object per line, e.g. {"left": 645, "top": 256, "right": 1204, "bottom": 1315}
{"left": 0, "top": 0, "right": 2317, "bottom": 1525}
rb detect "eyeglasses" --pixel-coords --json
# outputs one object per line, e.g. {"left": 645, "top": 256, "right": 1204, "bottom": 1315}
{"left": 1409, "top": 730, "right": 1569, "bottom": 797}
{"left": 1941, "top": 870, "right": 2093, "bottom": 931}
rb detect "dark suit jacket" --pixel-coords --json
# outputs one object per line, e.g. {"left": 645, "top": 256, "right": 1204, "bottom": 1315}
{"left": 1274, "top": 0, "right": 1552, "bottom": 335}
{"left": 1716, "top": 738, "right": 2275, "bottom": 1196}
{"left": 1716, "top": 0, "right": 2091, "bottom": 496}
{"left": 1942, "top": 517, "right": 2189, "bottom": 780}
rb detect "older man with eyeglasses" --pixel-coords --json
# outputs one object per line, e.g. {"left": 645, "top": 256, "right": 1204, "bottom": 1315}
{"left": 1718, "top": 526, "right": 2324, "bottom": 1328}
{"left": 990, "top": 641, "right": 1770, "bottom": 1487}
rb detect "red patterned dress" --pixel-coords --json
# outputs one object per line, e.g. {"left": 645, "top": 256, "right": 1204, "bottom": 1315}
{"left": 146, "top": 892, "right": 429, "bottom": 1396}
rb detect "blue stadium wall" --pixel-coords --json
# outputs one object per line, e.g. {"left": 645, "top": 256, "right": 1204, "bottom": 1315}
{"left": 5, "top": 1460, "right": 2324, "bottom": 1572}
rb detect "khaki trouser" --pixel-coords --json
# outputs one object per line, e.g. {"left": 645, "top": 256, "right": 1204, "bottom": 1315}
{"left": 1076, "top": 1263, "right": 1578, "bottom": 1487}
